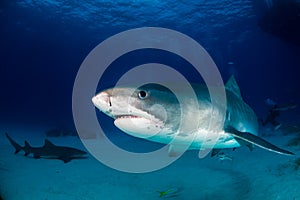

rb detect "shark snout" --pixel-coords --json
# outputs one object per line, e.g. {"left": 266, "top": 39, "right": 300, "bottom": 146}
{"left": 92, "top": 91, "right": 112, "bottom": 111}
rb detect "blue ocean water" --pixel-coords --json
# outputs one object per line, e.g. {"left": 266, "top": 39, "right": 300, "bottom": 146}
{"left": 1, "top": 0, "right": 300, "bottom": 199}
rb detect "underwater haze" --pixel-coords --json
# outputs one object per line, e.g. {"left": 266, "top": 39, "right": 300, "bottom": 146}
{"left": 1, "top": 0, "right": 300, "bottom": 199}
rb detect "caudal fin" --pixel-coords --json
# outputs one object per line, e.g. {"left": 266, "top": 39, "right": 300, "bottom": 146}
{"left": 5, "top": 133, "right": 23, "bottom": 154}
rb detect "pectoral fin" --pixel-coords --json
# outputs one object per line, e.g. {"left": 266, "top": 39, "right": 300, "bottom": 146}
{"left": 225, "top": 126, "right": 294, "bottom": 156}
{"left": 60, "top": 157, "right": 72, "bottom": 163}
{"left": 234, "top": 138, "right": 254, "bottom": 152}
{"left": 211, "top": 149, "right": 221, "bottom": 157}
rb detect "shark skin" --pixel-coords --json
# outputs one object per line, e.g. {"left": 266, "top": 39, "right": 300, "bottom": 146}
{"left": 92, "top": 76, "right": 294, "bottom": 156}
{"left": 6, "top": 133, "right": 87, "bottom": 163}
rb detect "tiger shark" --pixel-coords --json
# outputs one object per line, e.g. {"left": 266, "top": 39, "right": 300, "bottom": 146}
{"left": 92, "top": 76, "right": 294, "bottom": 156}
{"left": 6, "top": 133, "right": 87, "bottom": 163}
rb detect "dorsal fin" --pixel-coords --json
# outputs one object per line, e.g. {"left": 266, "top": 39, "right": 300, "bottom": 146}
{"left": 225, "top": 76, "right": 242, "bottom": 99}
{"left": 44, "top": 139, "right": 55, "bottom": 147}
{"left": 24, "top": 141, "right": 30, "bottom": 148}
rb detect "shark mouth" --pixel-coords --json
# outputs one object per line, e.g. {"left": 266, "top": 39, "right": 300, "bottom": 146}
{"left": 114, "top": 114, "right": 164, "bottom": 124}
{"left": 113, "top": 114, "right": 165, "bottom": 138}
{"left": 115, "top": 115, "right": 143, "bottom": 120}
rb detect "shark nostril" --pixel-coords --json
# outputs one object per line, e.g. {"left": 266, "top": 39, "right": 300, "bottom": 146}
{"left": 92, "top": 92, "right": 113, "bottom": 109}
{"left": 108, "top": 97, "right": 112, "bottom": 107}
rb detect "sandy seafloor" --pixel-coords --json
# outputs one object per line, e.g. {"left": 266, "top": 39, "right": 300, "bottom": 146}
{"left": 0, "top": 125, "right": 300, "bottom": 200}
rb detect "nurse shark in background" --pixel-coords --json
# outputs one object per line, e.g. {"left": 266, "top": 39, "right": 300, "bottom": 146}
{"left": 92, "top": 76, "right": 294, "bottom": 156}
{"left": 5, "top": 133, "right": 87, "bottom": 163}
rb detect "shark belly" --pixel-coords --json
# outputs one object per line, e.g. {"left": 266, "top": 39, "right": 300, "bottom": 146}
{"left": 145, "top": 129, "right": 241, "bottom": 150}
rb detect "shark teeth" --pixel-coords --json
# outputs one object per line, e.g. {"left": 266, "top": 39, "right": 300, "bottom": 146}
{"left": 114, "top": 113, "right": 165, "bottom": 127}
{"left": 115, "top": 115, "right": 141, "bottom": 119}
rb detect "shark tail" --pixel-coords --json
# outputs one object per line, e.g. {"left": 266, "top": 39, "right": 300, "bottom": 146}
{"left": 5, "top": 133, "right": 23, "bottom": 154}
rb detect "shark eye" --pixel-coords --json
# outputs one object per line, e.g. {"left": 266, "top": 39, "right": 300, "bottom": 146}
{"left": 138, "top": 90, "right": 148, "bottom": 100}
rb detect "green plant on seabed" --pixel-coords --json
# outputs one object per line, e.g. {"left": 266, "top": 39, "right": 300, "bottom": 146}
{"left": 157, "top": 187, "right": 181, "bottom": 198}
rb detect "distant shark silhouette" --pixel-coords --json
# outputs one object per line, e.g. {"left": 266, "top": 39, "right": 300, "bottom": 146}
{"left": 5, "top": 133, "right": 87, "bottom": 163}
